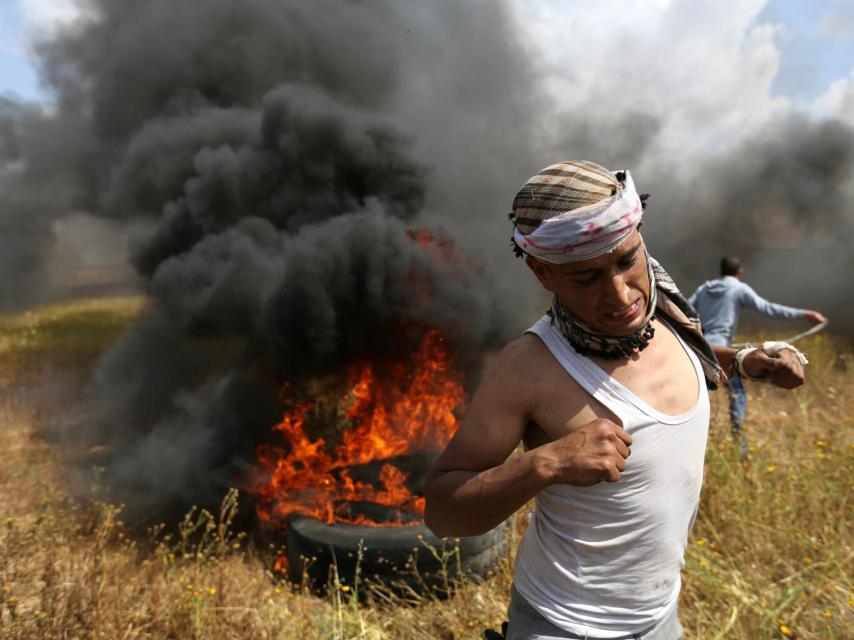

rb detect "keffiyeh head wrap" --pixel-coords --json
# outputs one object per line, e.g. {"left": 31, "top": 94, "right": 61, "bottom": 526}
{"left": 511, "top": 160, "right": 644, "bottom": 263}
{"left": 511, "top": 160, "right": 725, "bottom": 388}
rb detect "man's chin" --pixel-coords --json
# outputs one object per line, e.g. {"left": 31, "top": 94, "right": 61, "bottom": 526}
{"left": 595, "top": 303, "right": 648, "bottom": 335}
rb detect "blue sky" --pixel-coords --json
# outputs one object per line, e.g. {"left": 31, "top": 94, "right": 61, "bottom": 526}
{"left": 756, "top": 0, "right": 854, "bottom": 102}
{"left": 1, "top": 0, "right": 852, "bottom": 106}
{"left": 0, "top": 0, "right": 43, "bottom": 101}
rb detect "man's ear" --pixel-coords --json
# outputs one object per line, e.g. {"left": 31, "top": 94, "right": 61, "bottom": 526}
{"left": 525, "top": 256, "right": 555, "bottom": 292}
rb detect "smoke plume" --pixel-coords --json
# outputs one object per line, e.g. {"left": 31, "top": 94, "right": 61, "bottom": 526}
{"left": 645, "top": 116, "right": 854, "bottom": 328}
{"left": 11, "top": 0, "right": 533, "bottom": 517}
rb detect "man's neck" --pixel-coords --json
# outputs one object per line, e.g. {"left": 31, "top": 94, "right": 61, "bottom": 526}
{"left": 588, "top": 318, "right": 701, "bottom": 415}
{"left": 549, "top": 295, "right": 657, "bottom": 361}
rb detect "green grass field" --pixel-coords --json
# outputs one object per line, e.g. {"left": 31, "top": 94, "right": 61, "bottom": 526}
{"left": 0, "top": 297, "right": 850, "bottom": 639}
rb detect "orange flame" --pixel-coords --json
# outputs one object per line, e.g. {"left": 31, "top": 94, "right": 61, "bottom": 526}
{"left": 272, "top": 554, "right": 289, "bottom": 574}
{"left": 249, "top": 329, "right": 464, "bottom": 526}
{"left": 406, "top": 228, "right": 482, "bottom": 269}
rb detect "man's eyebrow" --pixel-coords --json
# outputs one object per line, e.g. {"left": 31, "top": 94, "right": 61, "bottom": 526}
{"left": 561, "top": 242, "right": 642, "bottom": 275}
{"left": 618, "top": 243, "right": 642, "bottom": 261}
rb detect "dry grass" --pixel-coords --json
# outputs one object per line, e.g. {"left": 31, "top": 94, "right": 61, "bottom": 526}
{"left": 680, "top": 333, "right": 853, "bottom": 639}
{"left": 0, "top": 297, "right": 851, "bottom": 639}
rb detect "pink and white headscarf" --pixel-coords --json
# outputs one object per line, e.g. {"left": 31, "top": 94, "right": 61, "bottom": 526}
{"left": 511, "top": 160, "right": 644, "bottom": 264}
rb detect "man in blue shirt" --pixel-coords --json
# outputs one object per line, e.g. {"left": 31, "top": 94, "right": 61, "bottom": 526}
{"left": 689, "top": 256, "right": 826, "bottom": 449}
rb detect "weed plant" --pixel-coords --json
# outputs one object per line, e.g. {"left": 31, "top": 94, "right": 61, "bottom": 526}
{"left": 0, "top": 298, "right": 850, "bottom": 638}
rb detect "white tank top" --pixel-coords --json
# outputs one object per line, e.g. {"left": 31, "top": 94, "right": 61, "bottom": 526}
{"left": 513, "top": 315, "right": 710, "bottom": 638}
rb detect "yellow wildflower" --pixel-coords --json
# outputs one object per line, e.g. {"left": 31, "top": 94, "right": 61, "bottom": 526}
{"left": 779, "top": 623, "right": 793, "bottom": 637}
{"left": 766, "top": 465, "right": 777, "bottom": 473}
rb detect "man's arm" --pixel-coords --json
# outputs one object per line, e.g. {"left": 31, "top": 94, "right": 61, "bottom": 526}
{"left": 739, "top": 283, "right": 825, "bottom": 325}
{"left": 688, "top": 285, "right": 701, "bottom": 309}
{"left": 424, "top": 337, "right": 631, "bottom": 538}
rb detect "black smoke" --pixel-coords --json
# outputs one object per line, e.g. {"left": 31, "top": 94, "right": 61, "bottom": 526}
{"left": 0, "top": 95, "right": 85, "bottom": 307}
{"left": 11, "top": 0, "right": 535, "bottom": 517}
{"left": 644, "top": 116, "right": 854, "bottom": 331}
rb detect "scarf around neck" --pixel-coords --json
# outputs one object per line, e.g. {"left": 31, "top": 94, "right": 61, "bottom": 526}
{"left": 548, "top": 256, "right": 725, "bottom": 389}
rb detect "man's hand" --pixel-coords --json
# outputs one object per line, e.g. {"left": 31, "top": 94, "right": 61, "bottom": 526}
{"left": 537, "top": 418, "right": 633, "bottom": 487}
{"left": 804, "top": 310, "right": 827, "bottom": 325}
{"left": 764, "top": 348, "right": 806, "bottom": 388}
{"left": 741, "top": 348, "right": 805, "bottom": 389}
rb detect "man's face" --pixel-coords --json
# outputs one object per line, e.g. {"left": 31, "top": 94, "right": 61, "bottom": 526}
{"left": 526, "top": 230, "right": 651, "bottom": 336}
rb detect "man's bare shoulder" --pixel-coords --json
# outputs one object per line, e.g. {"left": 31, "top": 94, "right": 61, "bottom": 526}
{"left": 480, "top": 331, "right": 584, "bottom": 404}
{"left": 491, "top": 331, "right": 554, "bottom": 373}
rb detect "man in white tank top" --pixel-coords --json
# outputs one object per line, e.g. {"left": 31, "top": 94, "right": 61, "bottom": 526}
{"left": 424, "top": 161, "right": 807, "bottom": 639}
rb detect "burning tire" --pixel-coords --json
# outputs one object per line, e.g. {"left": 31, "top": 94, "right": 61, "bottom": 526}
{"left": 286, "top": 516, "right": 510, "bottom": 594}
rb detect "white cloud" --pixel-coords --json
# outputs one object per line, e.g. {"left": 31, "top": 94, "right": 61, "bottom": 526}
{"left": 509, "top": 0, "right": 793, "bottom": 162}
{"left": 812, "top": 66, "right": 854, "bottom": 126}
{"left": 17, "top": 0, "right": 87, "bottom": 37}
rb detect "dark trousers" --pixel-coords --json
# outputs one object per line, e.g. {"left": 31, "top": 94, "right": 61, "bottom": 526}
{"left": 726, "top": 374, "right": 748, "bottom": 452}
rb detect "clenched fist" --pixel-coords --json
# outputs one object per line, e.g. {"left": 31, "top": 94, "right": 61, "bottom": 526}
{"left": 741, "top": 348, "right": 805, "bottom": 389}
{"left": 536, "top": 418, "right": 633, "bottom": 487}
